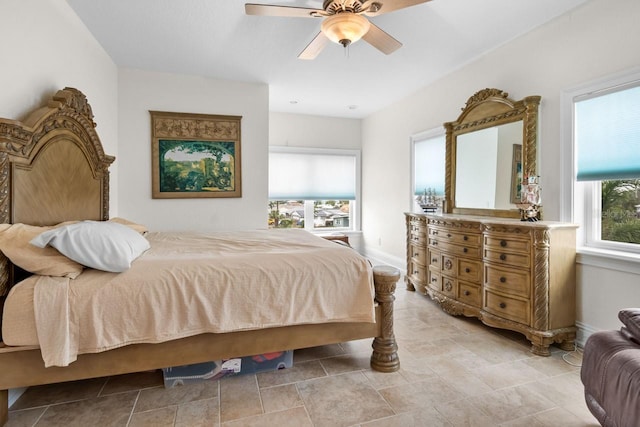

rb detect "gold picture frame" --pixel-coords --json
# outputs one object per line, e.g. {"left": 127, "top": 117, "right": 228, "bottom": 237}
{"left": 510, "top": 144, "right": 523, "bottom": 204}
{"left": 150, "top": 111, "right": 242, "bottom": 199}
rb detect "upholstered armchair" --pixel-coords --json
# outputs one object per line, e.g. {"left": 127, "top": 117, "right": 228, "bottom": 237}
{"left": 581, "top": 309, "right": 640, "bottom": 427}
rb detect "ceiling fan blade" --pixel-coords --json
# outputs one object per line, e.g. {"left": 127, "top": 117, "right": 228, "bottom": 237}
{"left": 298, "top": 32, "right": 329, "bottom": 60}
{"left": 245, "top": 3, "right": 324, "bottom": 18}
{"left": 362, "top": 22, "right": 402, "bottom": 54}
{"left": 362, "top": 0, "right": 432, "bottom": 16}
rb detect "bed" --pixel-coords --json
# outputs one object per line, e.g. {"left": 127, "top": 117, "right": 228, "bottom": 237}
{"left": 0, "top": 87, "right": 400, "bottom": 424}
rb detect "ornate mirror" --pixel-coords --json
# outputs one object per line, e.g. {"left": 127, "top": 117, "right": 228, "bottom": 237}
{"left": 444, "top": 88, "right": 540, "bottom": 218}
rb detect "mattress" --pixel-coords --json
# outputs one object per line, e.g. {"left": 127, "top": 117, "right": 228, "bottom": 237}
{"left": 2, "top": 229, "right": 375, "bottom": 367}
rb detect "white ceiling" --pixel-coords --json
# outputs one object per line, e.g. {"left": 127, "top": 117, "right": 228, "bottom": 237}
{"left": 66, "top": 0, "right": 589, "bottom": 118}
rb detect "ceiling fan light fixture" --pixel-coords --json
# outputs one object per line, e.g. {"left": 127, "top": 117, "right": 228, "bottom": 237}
{"left": 321, "top": 13, "right": 371, "bottom": 47}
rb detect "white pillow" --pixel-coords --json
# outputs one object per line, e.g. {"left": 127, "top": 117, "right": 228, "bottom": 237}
{"left": 30, "top": 220, "right": 150, "bottom": 273}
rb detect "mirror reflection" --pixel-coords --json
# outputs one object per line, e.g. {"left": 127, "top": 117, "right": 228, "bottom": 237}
{"left": 455, "top": 121, "right": 522, "bottom": 210}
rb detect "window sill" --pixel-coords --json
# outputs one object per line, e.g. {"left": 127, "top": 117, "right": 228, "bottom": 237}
{"left": 313, "top": 230, "right": 362, "bottom": 238}
{"left": 577, "top": 246, "right": 640, "bottom": 275}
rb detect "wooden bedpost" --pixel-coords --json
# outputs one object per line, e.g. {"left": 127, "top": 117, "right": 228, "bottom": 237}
{"left": 0, "top": 389, "right": 7, "bottom": 426}
{"left": 370, "top": 265, "right": 400, "bottom": 372}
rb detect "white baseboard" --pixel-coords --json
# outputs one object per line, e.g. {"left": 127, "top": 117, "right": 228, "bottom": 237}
{"left": 361, "top": 246, "right": 405, "bottom": 274}
{"left": 575, "top": 320, "right": 599, "bottom": 348}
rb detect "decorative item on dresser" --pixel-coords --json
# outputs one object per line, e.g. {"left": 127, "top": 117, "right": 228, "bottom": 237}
{"left": 406, "top": 212, "right": 577, "bottom": 356}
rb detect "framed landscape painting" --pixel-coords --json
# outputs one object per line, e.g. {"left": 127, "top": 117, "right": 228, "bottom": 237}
{"left": 510, "top": 143, "right": 522, "bottom": 204}
{"left": 150, "top": 111, "right": 242, "bottom": 199}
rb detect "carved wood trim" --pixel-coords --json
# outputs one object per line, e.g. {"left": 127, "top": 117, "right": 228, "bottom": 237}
{"left": 444, "top": 88, "right": 541, "bottom": 218}
{"left": 151, "top": 112, "right": 240, "bottom": 141}
{"left": 532, "top": 229, "right": 551, "bottom": 331}
{"left": 405, "top": 215, "right": 415, "bottom": 291}
{"left": 0, "top": 87, "right": 115, "bottom": 295}
{"left": 481, "top": 224, "right": 532, "bottom": 236}
{"left": 427, "top": 217, "right": 483, "bottom": 232}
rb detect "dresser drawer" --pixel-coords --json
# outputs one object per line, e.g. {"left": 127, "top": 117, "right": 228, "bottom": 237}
{"left": 484, "top": 249, "right": 530, "bottom": 269}
{"left": 484, "top": 234, "right": 530, "bottom": 253}
{"left": 428, "top": 269, "right": 441, "bottom": 292}
{"left": 484, "top": 290, "right": 530, "bottom": 325}
{"left": 409, "top": 219, "right": 427, "bottom": 239}
{"left": 429, "top": 238, "right": 482, "bottom": 259}
{"left": 458, "top": 258, "right": 482, "bottom": 283}
{"left": 430, "top": 226, "right": 482, "bottom": 247}
{"left": 409, "top": 228, "right": 427, "bottom": 245}
{"left": 409, "top": 217, "right": 427, "bottom": 230}
{"left": 409, "top": 243, "right": 427, "bottom": 266}
{"left": 408, "top": 260, "right": 427, "bottom": 285}
{"left": 428, "top": 269, "right": 456, "bottom": 298}
{"left": 428, "top": 248, "right": 441, "bottom": 270}
{"left": 458, "top": 281, "right": 481, "bottom": 307}
{"left": 484, "top": 265, "right": 530, "bottom": 298}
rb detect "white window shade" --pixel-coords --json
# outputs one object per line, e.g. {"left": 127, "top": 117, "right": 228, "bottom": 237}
{"left": 575, "top": 84, "right": 640, "bottom": 181}
{"left": 269, "top": 148, "right": 358, "bottom": 200}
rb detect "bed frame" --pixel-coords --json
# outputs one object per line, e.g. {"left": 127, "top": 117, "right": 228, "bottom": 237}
{"left": 0, "top": 88, "right": 399, "bottom": 424}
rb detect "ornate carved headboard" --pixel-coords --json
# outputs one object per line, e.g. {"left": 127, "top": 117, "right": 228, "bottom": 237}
{"left": 0, "top": 87, "right": 115, "bottom": 295}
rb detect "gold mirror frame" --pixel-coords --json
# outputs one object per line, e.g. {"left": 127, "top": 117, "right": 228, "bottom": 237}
{"left": 444, "top": 88, "right": 541, "bottom": 218}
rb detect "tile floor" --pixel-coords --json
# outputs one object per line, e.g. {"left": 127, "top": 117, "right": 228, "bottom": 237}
{"left": 7, "top": 281, "right": 600, "bottom": 426}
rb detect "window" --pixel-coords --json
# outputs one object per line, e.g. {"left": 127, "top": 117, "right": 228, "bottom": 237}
{"left": 268, "top": 146, "right": 360, "bottom": 232}
{"left": 411, "top": 129, "right": 445, "bottom": 213}
{"left": 568, "top": 71, "right": 640, "bottom": 254}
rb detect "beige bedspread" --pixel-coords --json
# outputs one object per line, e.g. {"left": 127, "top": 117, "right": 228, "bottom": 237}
{"left": 4, "top": 229, "right": 375, "bottom": 367}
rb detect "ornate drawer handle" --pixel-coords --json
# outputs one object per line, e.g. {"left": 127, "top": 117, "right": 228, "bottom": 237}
{"left": 413, "top": 270, "right": 418, "bottom": 274}
{"left": 464, "top": 290, "right": 470, "bottom": 296}
{"left": 463, "top": 236, "right": 468, "bottom": 241}
{"left": 500, "top": 277, "right": 506, "bottom": 283}
{"left": 433, "top": 230, "right": 438, "bottom": 235}
{"left": 500, "top": 254, "right": 507, "bottom": 261}
{"left": 431, "top": 277, "right": 437, "bottom": 283}
{"left": 432, "top": 258, "right": 438, "bottom": 263}
{"left": 500, "top": 240, "right": 507, "bottom": 247}
{"left": 447, "top": 233, "right": 451, "bottom": 238}
{"left": 465, "top": 268, "right": 471, "bottom": 273}
{"left": 499, "top": 302, "right": 506, "bottom": 309}
{"left": 433, "top": 241, "right": 438, "bottom": 245}
{"left": 444, "top": 259, "right": 453, "bottom": 270}
{"left": 445, "top": 281, "right": 452, "bottom": 291}
{"left": 463, "top": 248, "right": 468, "bottom": 253}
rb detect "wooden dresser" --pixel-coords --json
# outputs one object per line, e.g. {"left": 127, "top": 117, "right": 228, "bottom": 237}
{"left": 406, "top": 212, "right": 578, "bottom": 356}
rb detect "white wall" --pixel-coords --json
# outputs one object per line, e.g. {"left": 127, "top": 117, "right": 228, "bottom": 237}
{"left": 0, "top": 0, "right": 119, "bottom": 215}
{"left": 361, "top": 0, "right": 640, "bottom": 334}
{"left": 117, "top": 68, "right": 269, "bottom": 232}
{"left": 269, "top": 112, "right": 361, "bottom": 150}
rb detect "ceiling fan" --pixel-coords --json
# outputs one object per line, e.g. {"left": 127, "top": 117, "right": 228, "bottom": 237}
{"left": 245, "top": 0, "right": 432, "bottom": 60}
